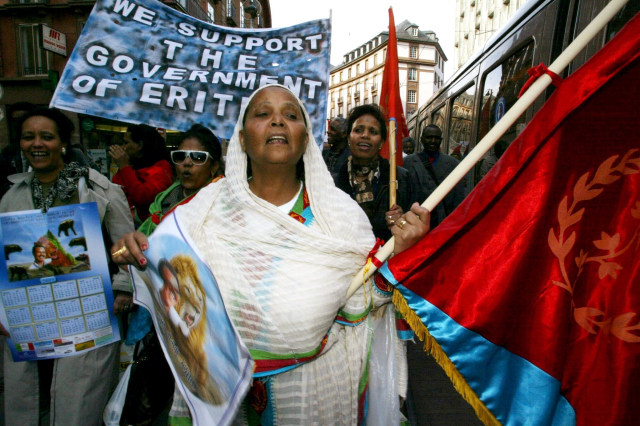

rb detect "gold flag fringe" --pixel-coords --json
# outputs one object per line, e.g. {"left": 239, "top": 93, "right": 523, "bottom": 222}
{"left": 392, "top": 289, "right": 501, "bottom": 426}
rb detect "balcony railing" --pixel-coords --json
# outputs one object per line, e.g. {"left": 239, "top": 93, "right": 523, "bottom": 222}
{"left": 166, "top": 0, "right": 208, "bottom": 22}
{"left": 185, "top": 0, "right": 208, "bottom": 23}
{"left": 22, "top": 66, "right": 49, "bottom": 76}
{"left": 8, "top": 0, "right": 48, "bottom": 4}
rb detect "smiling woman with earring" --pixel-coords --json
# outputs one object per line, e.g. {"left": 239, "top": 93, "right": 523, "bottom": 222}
{"left": 0, "top": 107, "right": 135, "bottom": 425}
{"left": 335, "top": 104, "right": 418, "bottom": 241}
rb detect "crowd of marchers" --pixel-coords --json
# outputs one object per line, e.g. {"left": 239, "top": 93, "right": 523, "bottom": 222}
{"left": 0, "top": 87, "right": 481, "bottom": 425}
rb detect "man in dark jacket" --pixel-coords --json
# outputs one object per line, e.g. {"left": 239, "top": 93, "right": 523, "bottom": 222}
{"left": 404, "top": 124, "right": 466, "bottom": 227}
{"left": 322, "top": 117, "right": 350, "bottom": 182}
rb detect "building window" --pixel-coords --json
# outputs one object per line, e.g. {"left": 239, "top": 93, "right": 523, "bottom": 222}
{"left": 331, "top": 75, "right": 335, "bottom": 85}
{"left": 356, "top": 64, "right": 360, "bottom": 75}
{"left": 239, "top": 2, "right": 246, "bottom": 27}
{"left": 374, "top": 54, "right": 378, "bottom": 66}
{"left": 410, "top": 27, "right": 418, "bottom": 36}
{"left": 410, "top": 46, "right": 418, "bottom": 59}
{"left": 348, "top": 68, "right": 351, "bottom": 78}
{"left": 408, "top": 68, "right": 417, "bottom": 81}
{"left": 340, "top": 71, "right": 343, "bottom": 81}
{"left": 207, "top": 2, "right": 215, "bottom": 22}
{"left": 408, "top": 90, "right": 417, "bottom": 103}
{"left": 19, "top": 24, "right": 50, "bottom": 77}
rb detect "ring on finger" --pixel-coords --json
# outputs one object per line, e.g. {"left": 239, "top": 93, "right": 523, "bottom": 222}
{"left": 397, "top": 219, "right": 408, "bottom": 229}
{"left": 112, "top": 246, "right": 128, "bottom": 257}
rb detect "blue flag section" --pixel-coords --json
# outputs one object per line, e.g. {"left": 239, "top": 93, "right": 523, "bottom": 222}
{"left": 50, "top": 0, "right": 331, "bottom": 144}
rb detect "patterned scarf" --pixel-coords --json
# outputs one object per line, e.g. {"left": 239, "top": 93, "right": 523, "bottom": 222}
{"left": 31, "top": 162, "right": 89, "bottom": 212}
{"left": 348, "top": 156, "right": 379, "bottom": 207}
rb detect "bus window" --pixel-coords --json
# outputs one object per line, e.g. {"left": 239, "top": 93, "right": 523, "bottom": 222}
{"left": 431, "top": 106, "right": 445, "bottom": 130}
{"left": 476, "top": 41, "right": 534, "bottom": 185}
{"left": 448, "top": 84, "right": 475, "bottom": 159}
{"left": 477, "top": 41, "right": 534, "bottom": 144}
{"left": 606, "top": 0, "right": 640, "bottom": 41}
{"left": 427, "top": 106, "right": 446, "bottom": 151}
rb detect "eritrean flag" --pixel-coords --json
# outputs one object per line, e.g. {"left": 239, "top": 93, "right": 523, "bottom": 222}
{"left": 381, "top": 11, "right": 640, "bottom": 426}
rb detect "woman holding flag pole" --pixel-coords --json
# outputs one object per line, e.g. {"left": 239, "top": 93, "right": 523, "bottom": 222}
{"left": 112, "top": 84, "right": 430, "bottom": 424}
{"left": 335, "top": 104, "right": 418, "bottom": 242}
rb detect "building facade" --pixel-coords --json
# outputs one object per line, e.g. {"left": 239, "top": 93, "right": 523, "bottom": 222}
{"left": 327, "top": 19, "right": 446, "bottom": 125}
{"left": 0, "top": 0, "right": 271, "bottom": 150}
{"left": 454, "top": 0, "right": 527, "bottom": 70}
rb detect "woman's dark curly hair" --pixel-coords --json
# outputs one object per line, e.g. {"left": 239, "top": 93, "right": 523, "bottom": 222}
{"left": 127, "top": 124, "right": 171, "bottom": 170}
{"left": 346, "top": 104, "right": 388, "bottom": 142}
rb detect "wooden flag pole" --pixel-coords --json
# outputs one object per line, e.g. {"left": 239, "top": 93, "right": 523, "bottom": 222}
{"left": 388, "top": 118, "right": 397, "bottom": 207}
{"left": 346, "top": 0, "right": 630, "bottom": 299}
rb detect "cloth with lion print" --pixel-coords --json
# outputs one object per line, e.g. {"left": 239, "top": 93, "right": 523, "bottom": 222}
{"left": 173, "top": 84, "right": 407, "bottom": 424}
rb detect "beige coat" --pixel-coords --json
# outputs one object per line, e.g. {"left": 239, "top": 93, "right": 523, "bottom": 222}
{"left": 0, "top": 168, "right": 134, "bottom": 425}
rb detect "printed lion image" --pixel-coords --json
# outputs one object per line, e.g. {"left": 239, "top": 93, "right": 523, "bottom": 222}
{"left": 156, "top": 255, "right": 225, "bottom": 405}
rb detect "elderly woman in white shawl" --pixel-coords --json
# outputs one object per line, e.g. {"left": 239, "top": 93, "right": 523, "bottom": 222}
{"left": 113, "top": 85, "right": 429, "bottom": 424}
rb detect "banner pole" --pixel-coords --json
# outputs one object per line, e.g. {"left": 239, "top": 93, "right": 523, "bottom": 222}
{"left": 388, "top": 118, "right": 397, "bottom": 207}
{"left": 346, "top": 0, "right": 630, "bottom": 299}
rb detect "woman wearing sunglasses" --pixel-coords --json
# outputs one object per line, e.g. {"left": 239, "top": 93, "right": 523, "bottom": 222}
{"left": 138, "top": 124, "right": 223, "bottom": 236}
{"left": 122, "top": 125, "right": 223, "bottom": 424}
{"left": 109, "top": 124, "right": 174, "bottom": 224}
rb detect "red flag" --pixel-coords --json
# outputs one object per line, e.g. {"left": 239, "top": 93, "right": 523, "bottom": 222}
{"left": 379, "top": 7, "right": 409, "bottom": 167}
{"left": 381, "top": 11, "right": 640, "bottom": 425}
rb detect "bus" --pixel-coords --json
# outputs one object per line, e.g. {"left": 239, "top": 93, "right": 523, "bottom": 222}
{"left": 407, "top": 0, "right": 639, "bottom": 189}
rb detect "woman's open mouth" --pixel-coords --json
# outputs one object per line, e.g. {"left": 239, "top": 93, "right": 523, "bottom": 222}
{"left": 266, "top": 135, "right": 288, "bottom": 145}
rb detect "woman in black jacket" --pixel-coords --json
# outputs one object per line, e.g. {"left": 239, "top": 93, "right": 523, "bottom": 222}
{"left": 335, "top": 104, "right": 417, "bottom": 241}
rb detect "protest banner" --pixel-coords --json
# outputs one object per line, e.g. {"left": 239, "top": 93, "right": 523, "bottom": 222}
{"left": 50, "top": 0, "right": 331, "bottom": 144}
{"left": 0, "top": 203, "right": 120, "bottom": 361}
{"left": 130, "top": 212, "right": 253, "bottom": 425}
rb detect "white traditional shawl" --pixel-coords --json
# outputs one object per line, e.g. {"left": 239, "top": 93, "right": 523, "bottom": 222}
{"left": 176, "top": 84, "right": 376, "bottom": 357}
{"left": 176, "top": 85, "right": 405, "bottom": 424}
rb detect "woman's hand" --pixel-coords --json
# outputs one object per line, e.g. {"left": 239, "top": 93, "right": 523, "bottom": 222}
{"left": 392, "top": 203, "right": 430, "bottom": 254}
{"left": 385, "top": 204, "right": 404, "bottom": 228}
{"left": 111, "top": 231, "right": 149, "bottom": 270}
{"left": 108, "top": 144, "right": 130, "bottom": 168}
{"left": 113, "top": 290, "right": 133, "bottom": 315}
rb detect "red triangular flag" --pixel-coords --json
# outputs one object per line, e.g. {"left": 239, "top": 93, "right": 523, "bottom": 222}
{"left": 378, "top": 7, "right": 409, "bottom": 167}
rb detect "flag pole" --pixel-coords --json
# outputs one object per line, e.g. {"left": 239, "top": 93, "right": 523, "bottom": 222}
{"left": 388, "top": 118, "right": 397, "bottom": 207}
{"left": 347, "top": 0, "right": 630, "bottom": 299}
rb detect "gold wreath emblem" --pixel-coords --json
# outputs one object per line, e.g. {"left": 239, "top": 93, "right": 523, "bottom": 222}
{"left": 548, "top": 149, "right": 640, "bottom": 342}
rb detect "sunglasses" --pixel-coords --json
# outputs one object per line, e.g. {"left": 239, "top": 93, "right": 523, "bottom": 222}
{"left": 171, "top": 150, "right": 212, "bottom": 165}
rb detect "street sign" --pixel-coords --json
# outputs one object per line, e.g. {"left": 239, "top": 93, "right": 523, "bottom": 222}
{"left": 42, "top": 25, "right": 67, "bottom": 57}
